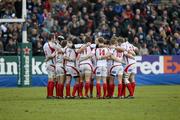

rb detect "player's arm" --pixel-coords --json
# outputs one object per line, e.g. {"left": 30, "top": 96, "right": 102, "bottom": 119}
{"left": 79, "top": 53, "right": 94, "bottom": 62}
{"left": 97, "top": 52, "right": 111, "bottom": 60}
{"left": 63, "top": 55, "right": 75, "bottom": 62}
{"left": 128, "top": 50, "right": 136, "bottom": 56}
{"left": 110, "top": 54, "right": 125, "bottom": 64}
{"left": 124, "top": 51, "right": 135, "bottom": 60}
{"left": 114, "top": 46, "right": 125, "bottom": 52}
{"left": 45, "top": 51, "right": 56, "bottom": 62}
{"left": 76, "top": 42, "right": 91, "bottom": 53}
{"left": 129, "top": 46, "right": 139, "bottom": 56}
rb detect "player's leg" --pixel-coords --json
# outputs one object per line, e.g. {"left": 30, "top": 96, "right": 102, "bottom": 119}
{"left": 70, "top": 66, "right": 81, "bottom": 98}
{"left": 117, "top": 66, "right": 124, "bottom": 98}
{"left": 106, "top": 76, "right": 110, "bottom": 97}
{"left": 102, "top": 67, "right": 108, "bottom": 98}
{"left": 78, "top": 65, "right": 84, "bottom": 98}
{"left": 65, "top": 75, "right": 71, "bottom": 98}
{"left": 121, "top": 79, "right": 126, "bottom": 98}
{"left": 84, "top": 65, "right": 92, "bottom": 98}
{"left": 72, "top": 77, "right": 80, "bottom": 97}
{"left": 117, "top": 73, "right": 123, "bottom": 98}
{"left": 95, "top": 67, "right": 101, "bottom": 98}
{"left": 108, "top": 75, "right": 114, "bottom": 98}
{"left": 55, "top": 66, "right": 65, "bottom": 98}
{"left": 109, "top": 66, "right": 118, "bottom": 98}
{"left": 65, "top": 66, "right": 72, "bottom": 98}
{"left": 46, "top": 65, "right": 56, "bottom": 99}
{"left": 90, "top": 75, "right": 94, "bottom": 98}
{"left": 123, "top": 72, "right": 134, "bottom": 98}
{"left": 129, "top": 73, "right": 136, "bottom": 95}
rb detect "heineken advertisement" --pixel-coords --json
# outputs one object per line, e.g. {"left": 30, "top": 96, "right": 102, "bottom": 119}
{"left": 0, "top": 55, "right": 180, "bottom": 87}
{"left": 0, "top": 56, "right": 46, "bottom": 75}
{"left": 18, "top": 43, "right": 32, "bottom": 86}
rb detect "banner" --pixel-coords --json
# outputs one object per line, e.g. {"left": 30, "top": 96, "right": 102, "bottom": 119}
{"left": 0, "top": 55, "right": 180, "bottom": 87}
{"left": 18, "top": 43, "right": 32, "bottom": 86}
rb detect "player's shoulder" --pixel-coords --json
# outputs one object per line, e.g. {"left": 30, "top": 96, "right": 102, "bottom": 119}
{"left": 43, "top": 42, "right": 48, "bottom": 49}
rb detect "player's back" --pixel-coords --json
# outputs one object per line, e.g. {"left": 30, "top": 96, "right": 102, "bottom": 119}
{"left": 121, "top": 41, "right": 136, "bottom": 64}
{"left": 112, "top": 48, "right": 124, "bottom": 65}
{"left": 64, "top": 47, "right": 76, "bottom": 66}
{"left": 79, "top": 46, "right": 92, "bottom": 64}
{"left": 95, "top": 47, "right": 109, "bottom": 67}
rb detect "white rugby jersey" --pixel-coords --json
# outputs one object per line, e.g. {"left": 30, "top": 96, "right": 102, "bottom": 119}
{"left": 55, "top": 43, "right": 64, "bottom": 64}
{"left": 107, "top": 47, "right": 114, "bottom": 67}
{"left": 95, "top": 47, "right": 109, "bottom": 67}
{"left": 112, "top": 48, "right": 124, "bottom": 65}
{"left": 43, "top": 41, "right": 56, "bottom": 65}
{"left": 64, "top": 47, "right": 76, "bottom": 66}
{"left": 120, "top": 41, "right": 136, "bottom": 64}
{"left": 78, "top": 46, "right": 93, "bottom": 65}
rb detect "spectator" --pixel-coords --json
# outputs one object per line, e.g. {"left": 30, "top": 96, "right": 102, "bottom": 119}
{"left": 139, "top": 43, "right": 149, "bottom": 55}
{"left": 5, "top": 39, "right": 17, "bottom": 54}
{"left": 161, "top": 41, "right": 171, "bottom": 55}
{"left": 174, "top": 32, "right": 180, "bottom": 44}
{"left": 33, "top": 37, "right": 44, "bottom": 56}
{"left": 123, "top": 4, "right": 134, "bottom": 20}
{"left": 68, "top": 0, "right": 79, "bottom": 15}
{"left": 172, "top": 43, "right": 180, "bottom": 55}
{"left": 43, "top": 0, "right": 52, "bottom": 12}
{"left": 0, "top": 0, "right": 179, "bottom": 56}
{"left": 43, "top": 13, "right": 54, "bottom": 31}
{"left": 133, "top": 36, "right": 141, "bottom": 49}
{"left": 151, "top": 45, "right": 161, "bottom": 55}
{"left": 137, "top": 26, "right": 146, "bottom": 43}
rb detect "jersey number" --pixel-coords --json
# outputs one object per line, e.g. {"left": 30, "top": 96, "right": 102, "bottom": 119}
{"left": 99, "top": 49, "right": 105, "bottom": 56}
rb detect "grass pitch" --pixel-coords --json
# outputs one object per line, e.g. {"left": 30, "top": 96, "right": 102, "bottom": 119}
{"left": 0, "top": 85, "right": 180, "bottom": 120}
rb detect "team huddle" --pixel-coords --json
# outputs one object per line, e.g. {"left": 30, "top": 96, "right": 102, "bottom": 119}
{"left": 43, "top": 34, "right": 138, "bottom": 99}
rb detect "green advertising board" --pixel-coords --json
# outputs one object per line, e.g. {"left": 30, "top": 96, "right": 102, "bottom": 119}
{"left": 18, "top": 43, "right": 32, "bottom": 87}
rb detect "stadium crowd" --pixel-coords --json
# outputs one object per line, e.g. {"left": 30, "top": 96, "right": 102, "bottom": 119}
{"left": 0, "top": 0, "right": 179, "bottom": 55}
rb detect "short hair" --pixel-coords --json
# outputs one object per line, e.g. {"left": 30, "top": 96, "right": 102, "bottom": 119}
{"left": 110, "top": 38, "right": 117, "bottom": 45}
{"left": 98, "top": 37, "right": 104, "bottom": 44}
{"left": 48, "top": 33, "right": 54, "bottom": 41}
{"left": 85, "top": 36, "right": 92, "bottom": 43}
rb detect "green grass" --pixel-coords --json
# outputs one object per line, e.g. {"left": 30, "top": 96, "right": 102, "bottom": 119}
{"left": 0, "top": 85, "right": 180, "bottom": 120}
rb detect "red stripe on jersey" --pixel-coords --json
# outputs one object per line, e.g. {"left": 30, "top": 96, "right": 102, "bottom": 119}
{"left": 93, "top": 67, "right": 99, "bottom": 74}
{"left": 61, "top": 66, "right": 66, "bottom": 74}
{"left": 124, "top": 63, "right": 134, "bottom": 73}
{"left": 109, "top": 65, "right": 121, "bottom": 74}
{"left": 48, "top": 43, "right": 55, "bottom": 54}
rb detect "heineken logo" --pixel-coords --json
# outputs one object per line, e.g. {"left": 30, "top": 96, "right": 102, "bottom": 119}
{"left": 23, "top": 47, "right": 30, "bottom": 55}
{"left": 0, "top": 57, "right": 47, "bottom": 75}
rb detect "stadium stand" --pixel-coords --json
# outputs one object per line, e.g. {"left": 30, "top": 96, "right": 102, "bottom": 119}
{"left": 0, "top": 0, "right": 179, "bottom": 55}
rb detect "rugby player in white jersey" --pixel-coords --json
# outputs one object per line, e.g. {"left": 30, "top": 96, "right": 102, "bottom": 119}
{"left": 106, "top": 37, "right": 117, "bottom": 98}
{"left": 43, "top": 33, "right": 57, "bottom": 99}
{"left": 76, "top": 37, "right": 94, "bottom": 98}
{"left": 54, "top": 36, "right": 66, "bottom": 99}
{"left": 94, "top": 37, "right": 111, "bottom": 98}
{"left": 109, "top": 38, "right": 125, "bottom": 98}
{"left": 120, "top": 39, "right": 138, "bottom": 98}
{"left": 121, "top": 41, "right": 138, "bottom": 96}
{"left": 64, "top": 38, "right": 80, "bottom": 98}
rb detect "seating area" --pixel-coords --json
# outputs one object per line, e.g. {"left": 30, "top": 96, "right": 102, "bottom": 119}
{"left": 0, "top": 0, "right": 179, "bottom": 55}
